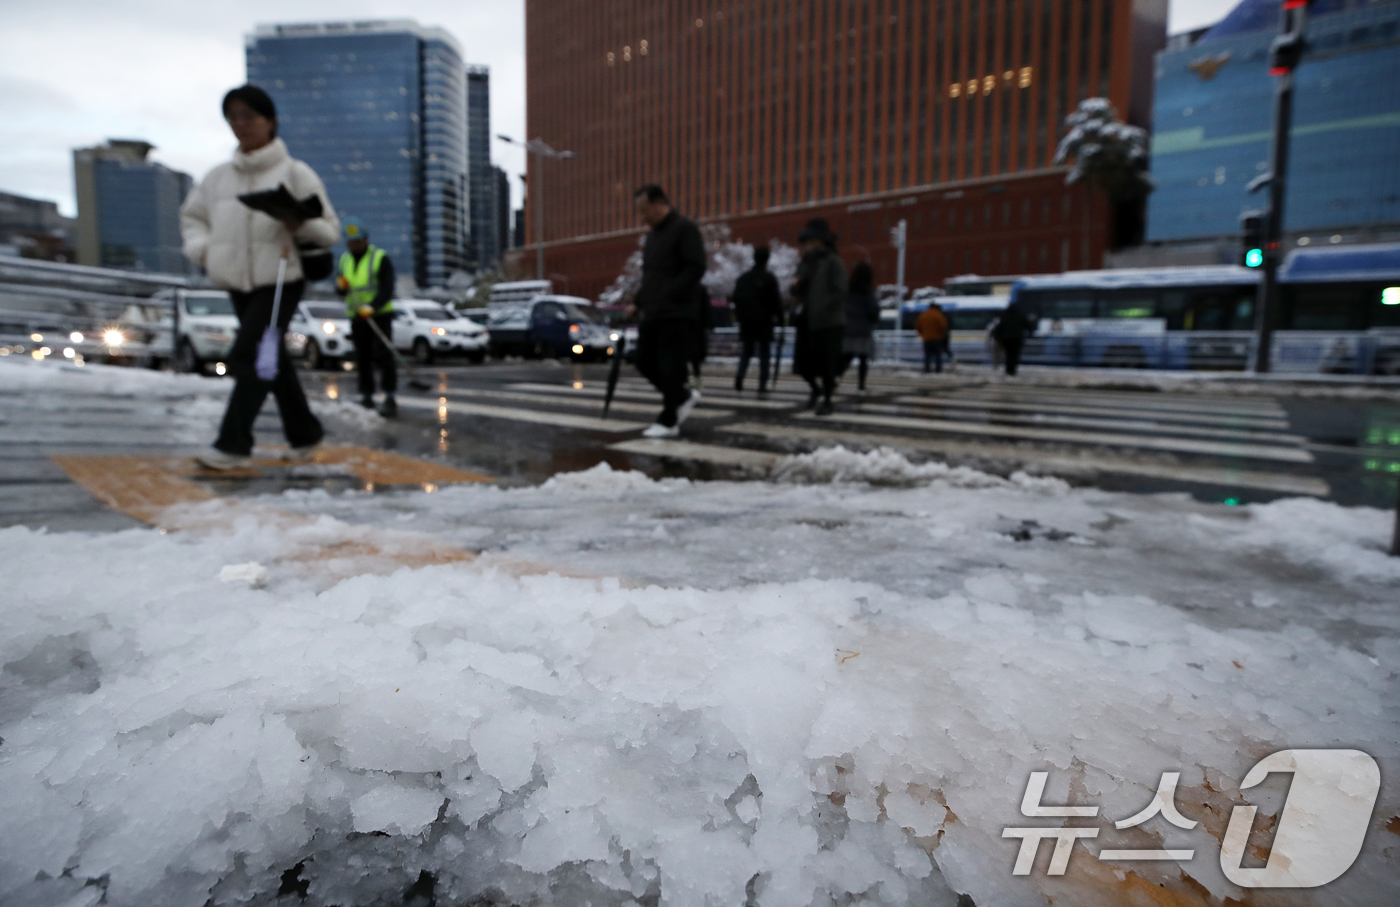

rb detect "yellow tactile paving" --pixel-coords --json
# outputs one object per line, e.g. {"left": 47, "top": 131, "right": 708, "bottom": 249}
{"left": 49, "top": 451, "right": 606, "bottom": 587}
{"left": 50, "top": 455, "right": 215, "bottom": 523}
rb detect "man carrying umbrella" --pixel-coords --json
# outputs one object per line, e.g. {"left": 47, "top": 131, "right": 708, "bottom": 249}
{"left": 336, "top": 217, "right": 398, "bottom": 417}
{"left": 624, "top": 185, "right": 706, "bottom": 439}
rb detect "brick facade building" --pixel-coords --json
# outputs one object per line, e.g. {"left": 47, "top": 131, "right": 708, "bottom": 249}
{"left": 520, "top": 0, "right": 1166, "bottom": 300}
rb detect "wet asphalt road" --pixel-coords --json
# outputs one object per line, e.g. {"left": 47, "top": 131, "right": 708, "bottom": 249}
{"left": 302, "top": 359, "right": 1400, "bottom": 508}
{"left": 2, "top": 358, "right": 1399, "bottom": 533}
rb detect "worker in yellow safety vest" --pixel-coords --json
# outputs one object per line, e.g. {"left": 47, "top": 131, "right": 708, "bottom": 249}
{"left": 335, "top": 217, "right": 398, "bottom": 417}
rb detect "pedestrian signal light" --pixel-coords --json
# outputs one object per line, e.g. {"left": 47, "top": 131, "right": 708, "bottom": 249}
{"left": 1383, "top": 287, "right": 1400, "bottom": 306}
{"left": 1240, "top": 211, "right": 1265, "bottom": 268}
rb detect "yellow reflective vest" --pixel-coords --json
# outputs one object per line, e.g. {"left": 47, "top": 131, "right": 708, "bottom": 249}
{"left": 338, "top": 246, "right": 394, "bottom": 315}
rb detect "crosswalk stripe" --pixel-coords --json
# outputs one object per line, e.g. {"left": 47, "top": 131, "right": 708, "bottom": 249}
{"left": 952, "top": 387, "right": 1285, "bottom": 418}
{"left": 508, "top": 382, "right": 791, "bottom": 410}
{"left": 792, "top": 410, "right": 1313, "bottom": 463}
{"left": 872, "top": 402, "right": 1302, "bottom": 443}
{"left": 396, "top": 396, "right": 644, "bottom": 433}
{"left": 717, "top": 422, "right": 1330, "bottom": 497}
{"left": 440, "top": 387, "right": 734, "bottom": 419}
{"left": 892, "top": 394, "right": 1290, "bottom": 429}
{"left": 608, "top": 438, "right": 781, "bottom": 470}
{"left": 614, "top": 380, "right": 810, "bottom": 404}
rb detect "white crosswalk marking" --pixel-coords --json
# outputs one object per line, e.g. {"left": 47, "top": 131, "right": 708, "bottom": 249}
{"left": 870, "top": 402, "right": 1302, "bottom": 443}
{"left": 953, "top": 387, "right": 1285, "bottom": 418}
{"left": 441, "top": 387, "right": 734, "bottom": 419}
{"left": 412, "top": 373, "right": 1333, "bottom": 496}
{"left": 508, "top": 382, "right": 789, "bottom": 410}
{"left": 892, "top": 394, "right": 1290, "bottom": 429}
{"left": 396, "top": 396, "right": 644, "bottom": 433}
{"left": 717, "top": 422, "right": 1330, "bottom": 497}
{"left": 792, "top": 411, "right": 1313, "bottom": 463}
{"left": 608, "top": 438, "right": 780, "bottom": 470}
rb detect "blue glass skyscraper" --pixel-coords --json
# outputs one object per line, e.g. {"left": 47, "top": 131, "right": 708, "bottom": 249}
{"left": 73, "top": 140, "right": 192, "bottom": 274}
{"left": 245, "top": 20, "right": 468, "bottom": 288}
{"left": 1148, "top": 0, "right": 1400, "bottom": 245}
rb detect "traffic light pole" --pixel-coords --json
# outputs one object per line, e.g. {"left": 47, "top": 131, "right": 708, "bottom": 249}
{"left": 1250, "top": 0, "right": 1310, "bottom": 373}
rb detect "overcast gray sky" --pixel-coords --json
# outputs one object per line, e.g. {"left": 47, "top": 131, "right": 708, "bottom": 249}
{"left": 0, "top": 0, "right": 1224, "bottom": 217}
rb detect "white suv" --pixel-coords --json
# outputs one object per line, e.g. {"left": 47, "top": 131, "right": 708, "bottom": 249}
{"left": 149, "top": 288, "right": 240, "bottom": 374}
{"left": 289, "top": 301, "right": 355, "bottom": 370}
{"left": 393, "top": 299, "right": 488, "bottom": 363}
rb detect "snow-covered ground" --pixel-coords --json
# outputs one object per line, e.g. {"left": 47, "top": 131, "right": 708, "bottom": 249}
{"left": 1, "top": 358, "right": 1398, "bottom": 906}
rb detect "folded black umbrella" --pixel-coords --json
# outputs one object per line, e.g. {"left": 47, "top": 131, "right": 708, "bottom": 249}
{"left": 237, "top": 184, "right": 324, "bottom": 222}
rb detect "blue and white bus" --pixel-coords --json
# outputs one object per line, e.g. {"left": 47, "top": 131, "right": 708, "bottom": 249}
{"left": 1004, "top": 244, "right": 1400, "bottom": 373}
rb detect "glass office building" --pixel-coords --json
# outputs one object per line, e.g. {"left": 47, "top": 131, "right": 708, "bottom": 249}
{"left": 1148, "top": 0, "right": 1400, "bottom": 243}
{"left": 466, "top": 65, "right": 498, "bottom": 271}
{"left": 73, "top": 140, "right": 193, "bottom": 274}
{"left": 246, "top": 20, "right": 469, "bottom": 288}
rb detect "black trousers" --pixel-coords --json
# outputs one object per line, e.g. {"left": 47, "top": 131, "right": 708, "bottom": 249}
{"left": 795, "top": 324, "right": 843, "bottom": 402}
{"left": 736, "top": 337, "right": 772, "bottom": 390}
{"left": 215, "top": 280, "right": 323, "bottom": 456}
{"left": 841, "top": 354, "right": 870, "bottom": 389}
{"left": 351, "top": 313, "right": 397, "bottom": 397}
{"left": 923, "top": 340, "right": 944, "bottom": 373}
{"left": 1003, "top": 339, "right": 1024, "bottom": 376}
{"left": 635, "top": 319, "right": 694, "bottom": 426}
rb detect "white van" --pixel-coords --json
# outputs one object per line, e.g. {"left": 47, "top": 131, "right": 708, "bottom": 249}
{"left": 488, "top": 279, "right": 552, "bottom": 307}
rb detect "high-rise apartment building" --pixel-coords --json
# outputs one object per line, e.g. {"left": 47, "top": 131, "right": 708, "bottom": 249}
{"left": 73, "top": 140, "right": 192, "bottom": 273}
{"left": 467, "top": 64, "right": 502, "bottom": 271}
{"left": 246, "top": 20, "right": 469, "bottom": 288}
{"left": 1147, "top": 0, "right": 1400, "bottom": 249}
{"left": 524, "top": 0, "right": 1167, "bottom": 300}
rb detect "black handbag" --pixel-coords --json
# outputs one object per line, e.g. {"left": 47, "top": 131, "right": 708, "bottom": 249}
{"left": 298, "top": 243, "right": 334, "bottom": 281}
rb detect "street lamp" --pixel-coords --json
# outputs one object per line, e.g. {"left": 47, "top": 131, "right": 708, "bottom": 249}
{"left": 497, "top": 134, "right": 575, "bottom": 281}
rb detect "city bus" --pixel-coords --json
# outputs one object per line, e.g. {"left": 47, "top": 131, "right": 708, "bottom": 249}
{"left": 1006, "top": 244, "right": 1400, "bottom": 372}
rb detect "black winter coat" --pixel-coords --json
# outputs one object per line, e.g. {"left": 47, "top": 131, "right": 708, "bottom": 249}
{"left": 731, "top": 265, "right": 783, "bottom": 341}
{"left": 635, "top": 210, "right": 706, "bottom": 322}
{"left": 843, "top": 291, "right": 881, "bottom": 340}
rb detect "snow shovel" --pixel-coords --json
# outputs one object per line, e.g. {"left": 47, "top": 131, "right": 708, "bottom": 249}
{"left": 602, "top": 333, "right": 627, "bottom": 419}
{"left": 361, "top": 314, "right": 434, "bottom": 392}
{"left": 254, "top": 255, "right": 289, "bottom": 382}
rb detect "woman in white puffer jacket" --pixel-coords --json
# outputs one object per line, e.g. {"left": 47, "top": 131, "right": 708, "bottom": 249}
{"left": 180, "top": 85, "right": 341, "bottom": 469}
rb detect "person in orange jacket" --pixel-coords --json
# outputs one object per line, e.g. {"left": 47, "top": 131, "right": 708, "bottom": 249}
{"left": 915, "top": 302, "right": 949, "bottom": 373}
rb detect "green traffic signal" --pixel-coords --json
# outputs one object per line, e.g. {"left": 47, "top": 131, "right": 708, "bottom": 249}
{"left": 1244, "top": 248, "right": 1264, "bottom": 268}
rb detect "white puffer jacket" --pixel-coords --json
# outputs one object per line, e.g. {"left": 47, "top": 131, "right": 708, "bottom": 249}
{"left": 180, "top": 138, "right": 340, "bottom": 292}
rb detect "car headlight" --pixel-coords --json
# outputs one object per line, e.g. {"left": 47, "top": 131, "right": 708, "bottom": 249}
{"left": 610, "top": 331, "right": 620, "bottom": 341}
{"left": 432, "top": 326, "right": 447, "bottom": 336}
{"left": 322, "top": 321, "right": 336, "bottom": 334}
{"left": 70, "top": 331, "right": 85, "bottom": 343}
{"left": 102, "top": 329, "right": 125, "bottom": 347}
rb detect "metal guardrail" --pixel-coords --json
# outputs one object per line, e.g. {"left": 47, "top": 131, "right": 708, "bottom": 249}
{"left": 704, "top": 327, "right": 1400, "bottom": 375}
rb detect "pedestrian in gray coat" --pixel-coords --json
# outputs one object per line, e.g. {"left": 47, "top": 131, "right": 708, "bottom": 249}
{"left": 791, "top": 218, "right": 848, "bottom": 415}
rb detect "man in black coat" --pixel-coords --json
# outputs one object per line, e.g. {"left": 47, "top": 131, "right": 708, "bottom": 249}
{"left": 625, "top": 185, "right": 706, "bottom": 438}
{"left": 730, "top": 246, "right": 783, "bottom": 396}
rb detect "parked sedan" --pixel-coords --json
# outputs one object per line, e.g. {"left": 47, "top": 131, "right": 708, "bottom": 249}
{"left": 392, "top": 300, "right": 488, "bottom": 364}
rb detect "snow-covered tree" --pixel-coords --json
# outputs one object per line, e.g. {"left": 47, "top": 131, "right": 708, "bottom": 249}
{"left": 598, "top": 225, "right": 801, "bottom": 306}
{"left": 1054, "top": 98, "right": 1153, "bottom": 202}
{"left": 598, "top": 239, "right": 643, "bottom": 307}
